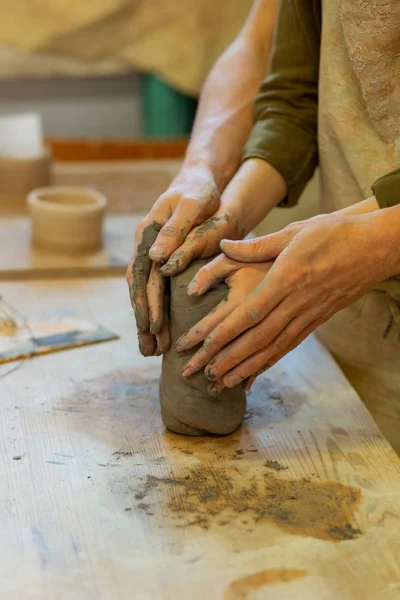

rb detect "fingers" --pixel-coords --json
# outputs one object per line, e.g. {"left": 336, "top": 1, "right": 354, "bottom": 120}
{"left": 160, "top": 214, "right": 235, "bottom": 277}
{"left": 149, "top": 207, "right": 194, "bottom": 264}
{"left": 177, "top": 294, "right": 237, "bottom": 356}
{"left": 126, "top": 220, "right": 162, "bottom": 333}
{"left": 221, "top": 313, "right": 325, "bottom": 388}
{"left": 187, "top": 255, "right": 240, "bottom": 297}
{"left": 203, "top": 289, "right": 315, "bottom": 380}
{"left": 149, "top": 186, "right": 220, "bottom": 263}
{"left": 137, "top": 331, "right": 157, "bottom": 357}
{"left": 220, "top": 230, "right": 290, "bottom": 263}
{"left": 207, "top": 379, "right": 226, "bottom": 398}
{"left": 186, "top": 263, "right": 290, "bottom": 374}
{"left": 147, "top": 262, "right": 165, "bottom": 334}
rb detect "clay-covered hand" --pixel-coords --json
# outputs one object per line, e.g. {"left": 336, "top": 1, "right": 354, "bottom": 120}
{"left": 126, "top": 166, "right": 243, "bottom": 356}
{"left": 178, "top": 211, "right": 395, "bottom": 389}
{"left": 126, "top": 166, "right": 220, "bottom": 356}
{"left": 175, "top": 255, "right": 273, "bottom": 395}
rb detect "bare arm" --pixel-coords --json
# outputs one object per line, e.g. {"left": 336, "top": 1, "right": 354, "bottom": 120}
{"left": 183, "top": 0, "right": 279, "bottom": 192}
{"left": 127, "top": 0, "right": 279, "bottom": 356}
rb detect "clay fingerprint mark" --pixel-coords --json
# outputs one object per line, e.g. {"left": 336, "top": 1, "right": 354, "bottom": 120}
{"left": 245, "top": 376, "right": 305, "bottom": 423}
{"left": 134, "top": 468, "right": 362, "bottom": 542}
{"left": 224, "top": 569, "right": 307, "bottom": 600}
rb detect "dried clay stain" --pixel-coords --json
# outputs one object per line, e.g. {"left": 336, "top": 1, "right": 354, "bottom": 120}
{"left": 224, "top": 568, "right": 307, "bottom": 600}
{"left": 134, "top": 467, "right": 362, "bottom": 542}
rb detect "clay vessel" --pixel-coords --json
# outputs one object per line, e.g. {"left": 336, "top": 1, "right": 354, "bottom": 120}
{"left": 27, "top": 186, "right": 107, "bottom": 254}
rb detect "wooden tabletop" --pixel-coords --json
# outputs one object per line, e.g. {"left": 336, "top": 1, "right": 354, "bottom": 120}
{"left": 0, "top": 214, "right": 142, "bottom": 280}
{"left": 1, "top": 277, "right": 400, "bottom": 600}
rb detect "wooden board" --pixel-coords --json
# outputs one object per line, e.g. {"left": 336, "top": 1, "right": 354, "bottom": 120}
{"left": 1, "top": 279, "right": 400, "bottom": 599}
{"left": 0, "top": 214, "right": 143, "bottom": 280}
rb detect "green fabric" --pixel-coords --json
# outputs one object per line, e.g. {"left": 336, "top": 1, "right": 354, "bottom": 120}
{"left": 243, "top": 0, "right": 321, "bottom": 206}
{"left": 243, "top": 0, "right": 400, "bottom": 211}
{"left": 371, "top": 168, "right": 400, "bottom": 209}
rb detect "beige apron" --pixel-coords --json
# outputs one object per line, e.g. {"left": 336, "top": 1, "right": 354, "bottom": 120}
{"left": 317, "top": 0, "right": 400, "bottom": 453}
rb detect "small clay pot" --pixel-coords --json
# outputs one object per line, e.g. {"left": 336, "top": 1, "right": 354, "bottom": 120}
{"left": 0, "top": 148, "right": 52, "bottom": 210}
{"left": 27, "top": 186, "right": 107, "bottom": 254}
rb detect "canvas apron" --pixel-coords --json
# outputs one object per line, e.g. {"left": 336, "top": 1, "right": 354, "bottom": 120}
{"left": 316, "top": 0, "right": 400, "bottom": 453}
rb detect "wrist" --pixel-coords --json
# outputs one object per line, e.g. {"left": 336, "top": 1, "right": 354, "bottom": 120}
{"left": 182, "top": 150, "right": 235, "bottom": 193}
{"left": 365, "top": 205, "right": 400, "bottom": 278}
{"left": 219, "top": 158, "right": 287, "bottom": 236}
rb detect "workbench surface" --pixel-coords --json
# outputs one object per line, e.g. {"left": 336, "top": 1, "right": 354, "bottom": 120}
{"left": 0, "top": 214, "right": 143, "bottom": 280}
{"left": 1, "top": 277, "right": 399, "bottom": 600}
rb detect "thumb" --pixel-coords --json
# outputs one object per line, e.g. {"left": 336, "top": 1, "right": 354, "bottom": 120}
{"left": 220, "top": 231, "right": 288, "bottom": 262}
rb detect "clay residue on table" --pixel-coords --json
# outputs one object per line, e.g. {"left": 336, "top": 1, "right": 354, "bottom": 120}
{"left": 134, "top": 465, "right": 362, "bottom": 542}
{"left": 224, "top": 568, "right": 307, "bottom": 599}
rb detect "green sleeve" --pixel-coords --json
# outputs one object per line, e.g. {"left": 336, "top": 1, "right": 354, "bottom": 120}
{"left": 243, "top": 0, "right": 321, "bottom": 206}
{"left": 371, "top": 168, "right": 400, "bottom": 209}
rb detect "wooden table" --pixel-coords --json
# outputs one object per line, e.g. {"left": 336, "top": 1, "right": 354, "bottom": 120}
{"left": 1, "top": 277, "right": 400, "bottom": 600}
{"left": 0, "top": 214, "right": 143, "bottom": 280}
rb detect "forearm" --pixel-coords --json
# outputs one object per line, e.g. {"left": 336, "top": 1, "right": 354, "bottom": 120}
{"left": 219, "top": 158, "right": 286, "bottom": 236}
{"left": 183, "top": 0, "right": 278, "bottom": 192}
{"left": 371, "top": 203, "right": 400, "bottom": 278}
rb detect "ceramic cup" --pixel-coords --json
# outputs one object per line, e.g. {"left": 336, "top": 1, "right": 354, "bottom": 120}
{"left": 27, "top": 186, "right": 107, "bottom": 254}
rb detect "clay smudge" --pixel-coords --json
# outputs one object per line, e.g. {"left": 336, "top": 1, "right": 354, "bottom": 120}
{"left": 113, "top": 451, "right": 134, "bottom": 459}
{"left": 224, "top": 568, "right": 307, "bottom": 600}
{"left": 133, "top": 467, "right": 362, "bottom": 542}
{"left": 265, "top": 460, "right": 288, "bottom": 472}
{"left": 129, "top": 221, "right": 162, "bottom": 332}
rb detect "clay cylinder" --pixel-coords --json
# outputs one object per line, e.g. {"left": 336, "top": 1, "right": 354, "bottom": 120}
{"left": 0, "top": 149, "right": 52, "bottom": 210}
{"left": 159, "top": 258, "right": 246, "bottom": 436}
{"left": 27, "top": 186, "right": 107, "bottom": 254}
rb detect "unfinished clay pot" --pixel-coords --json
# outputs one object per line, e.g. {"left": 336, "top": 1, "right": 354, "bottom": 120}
{"left": 27, "top": 186, "right": 107, "bottom": 254}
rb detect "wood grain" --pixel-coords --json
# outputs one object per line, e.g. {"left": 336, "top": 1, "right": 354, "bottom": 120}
{"left": 1, "top": 277, "right": 400, "bottom": 599}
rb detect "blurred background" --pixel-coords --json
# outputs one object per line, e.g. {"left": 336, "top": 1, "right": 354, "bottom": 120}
{"left": 0, "top": 0, "right": 318, "bottom": 231}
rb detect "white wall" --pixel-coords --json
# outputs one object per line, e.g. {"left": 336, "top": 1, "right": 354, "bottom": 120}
{"left": 0, "top": 75, "right": 142, "bottom": 138}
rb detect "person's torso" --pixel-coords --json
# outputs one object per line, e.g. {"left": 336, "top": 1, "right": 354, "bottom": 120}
{"left": 318, "top": 0, "right": 400, "bottom": 213}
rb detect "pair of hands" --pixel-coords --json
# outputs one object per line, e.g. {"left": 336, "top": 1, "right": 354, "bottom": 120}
{"left": 128, "top": 166, "right": 390, "bottom": 393}
{"left": 126, "top": 166, "right": 242, "bottom": 356}
{"left": 176, "top": 208, "right": 393, "bottom": 393}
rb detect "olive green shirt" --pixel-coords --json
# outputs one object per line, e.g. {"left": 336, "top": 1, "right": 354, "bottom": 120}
{"left": 243, "top": 0, "right": 400, "bottom": 211}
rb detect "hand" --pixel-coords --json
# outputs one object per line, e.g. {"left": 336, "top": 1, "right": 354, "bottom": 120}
{"left": 175, "top": 255, "right": 273, "bottom": 395}
{"left": 126, "top": 166, "right": 228, "bottom": 356}
{"left": 179, "top": 210, "right": 393, "bottom": 389}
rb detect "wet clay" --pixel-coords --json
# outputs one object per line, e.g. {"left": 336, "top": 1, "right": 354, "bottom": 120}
{"left": 130, "top": 221, "right": 162, "bottom": 331}
{"left": 160, "top": 258, "right": 246, "bottom": 436}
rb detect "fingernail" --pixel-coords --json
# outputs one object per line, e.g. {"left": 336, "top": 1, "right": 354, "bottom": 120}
{"left": 149, "top": 245, "right": 168, "bottom": 260}
{"left": 205, "top": 369, "right": 217, "bottom": 381}
{"left": 226, "top": 374, "right": 242, "bottom": 388}
{"left": 244, "top": 377, "right": 255, "bottom": 392}
{"left": 187, "top": 282, "right": 199, "bottom": 296}
{"left": 160, "top": 262, "right": 174, "bottom": 275}
{"left": 182, "top": 366, "right": 195, "bottom": 378}
{"left": 220, "top": 239, "right": 233, "bottom": 251}
{"left": 207, "top": 384, "right": 220, "bottom": 398}
{"left": 175, "top": 338, "right": 187, "bottom": 352}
